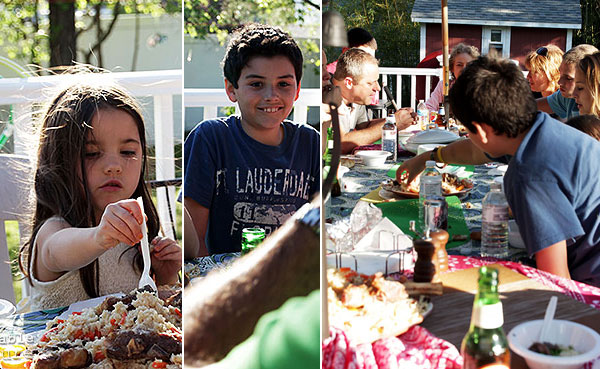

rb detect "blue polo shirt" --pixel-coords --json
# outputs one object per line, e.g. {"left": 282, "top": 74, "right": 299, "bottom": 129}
{"left": 504, "top": 112, "right": 600, "bottom": 286}
{"left": 547, "top": 91, "right": 579, "bottom": 120}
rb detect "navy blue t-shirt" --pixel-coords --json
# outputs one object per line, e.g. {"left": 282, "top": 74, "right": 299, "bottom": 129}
{"left": 184, "top": 116, "right": 320, "bottom": 254}
{"left": 504, "top": 112, "right": 600, "bottom": 286}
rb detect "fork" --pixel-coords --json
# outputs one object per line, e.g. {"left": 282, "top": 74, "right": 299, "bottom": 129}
{"left": 136, "top": 197, "right": 157, "bottom": 292}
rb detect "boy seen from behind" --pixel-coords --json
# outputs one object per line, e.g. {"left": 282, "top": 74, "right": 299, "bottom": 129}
{"left": 184, "top": 24, "right": 320, "bottom": 257}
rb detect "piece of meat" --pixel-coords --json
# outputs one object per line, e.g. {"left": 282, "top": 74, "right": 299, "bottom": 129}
{"left": 33, "top": 353, "right": 60, "bottom": 369}
{"left": 371, "top": 276, "right": 408, "bottom": 302}
{"left": 165, "top": 290, "right": 182, "bottom": 310}
{"left": 105, "top": 330, "right": 181, "bottom": 361}
{"left": 59, "top": 347, "right": 91, "bottom": 368}
{"left": 341, "top": 284, "right": 370, "bottom": 309}
{"left": 97, "top": 286, "right": 156, "bottom": 312}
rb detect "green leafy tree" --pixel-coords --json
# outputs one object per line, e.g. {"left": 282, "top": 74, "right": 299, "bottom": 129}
{"left": 184, "top": 0, "right": 319, "bottom": 43}
{"left": 574, "top": 0, "right": 600, "bottom": 48}
{"left": 0, "top": 1, "right": 181, "bottom": 69}
{"left": 325, "top": 0, "right": 419, "bottom": 68}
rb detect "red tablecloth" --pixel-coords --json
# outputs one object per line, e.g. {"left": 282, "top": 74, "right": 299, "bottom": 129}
{"left": 447, "top": 255, "right": 600, "bottom": 310}
{"left": 323, "top": 326, "right": 462, "bottom": 369}
{"left": 323, "top": 255, "right": 600, "bottom": 369}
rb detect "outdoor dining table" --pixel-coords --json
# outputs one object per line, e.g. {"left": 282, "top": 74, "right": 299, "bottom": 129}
{"left": 323, "top": 145, "right": 600, "bottom": 368}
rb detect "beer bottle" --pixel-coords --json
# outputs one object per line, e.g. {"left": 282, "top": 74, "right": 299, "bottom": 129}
{"left": 461, "top": 266, "right": 510, "bottom": 369}
{"left": 241, "top": 227, "right": 265, "bottom": 255}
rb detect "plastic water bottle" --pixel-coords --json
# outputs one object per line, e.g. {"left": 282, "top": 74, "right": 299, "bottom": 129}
{"left": 416, "top": 99, "right": 429, "bottom": 130}
{"left": 481, "top": 182, "right": 509, "bottom": 258}
{"left": 381, "top": 113, "right": 397, "bottom": 161}
{"left": 419, "top": 160, "right": 442, "bottom": 231}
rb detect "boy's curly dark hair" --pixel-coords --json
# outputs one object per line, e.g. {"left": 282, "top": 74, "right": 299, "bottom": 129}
{"left": 450, "top": 56, "right": 537, "bottom": 138}
{"left": 221, "top": 23, "right": 303, "bottom": 88}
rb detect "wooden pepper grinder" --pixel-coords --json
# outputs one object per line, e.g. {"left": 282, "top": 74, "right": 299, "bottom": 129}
{"left": 413, "top": 239, "right": 437, "bottom": 283}
{"left": 430, "top": 229, "right": 449, "bottom": 273}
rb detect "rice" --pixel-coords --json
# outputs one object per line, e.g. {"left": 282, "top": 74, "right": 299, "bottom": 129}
{"left": 27, "top": 288, "right": 182, "bottom": 369}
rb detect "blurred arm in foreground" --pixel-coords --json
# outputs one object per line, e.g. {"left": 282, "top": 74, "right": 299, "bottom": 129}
{"left": 183, "top": 197, "right": 320, "bottom": 367}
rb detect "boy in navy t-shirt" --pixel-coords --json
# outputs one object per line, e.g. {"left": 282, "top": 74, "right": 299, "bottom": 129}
{"left": 184, "top": 24, "right": 320, "bottom": 257}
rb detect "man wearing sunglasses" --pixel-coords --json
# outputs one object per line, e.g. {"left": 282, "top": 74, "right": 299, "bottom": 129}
{"left": 537, "top": 44, "right": 598, "bottom": 120}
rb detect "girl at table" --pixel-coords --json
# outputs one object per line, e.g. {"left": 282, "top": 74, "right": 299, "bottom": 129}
{"left": 425, "top": 43, "right": 480, "bottom": 111}
{"left": 19, "top": 81, "right": 181, "bottom": 311}
{"left": 525, "top": 44, "right": 563, "bottom": 98}
{"left": 573, "top": 52, "right": 600, "bottom": 117}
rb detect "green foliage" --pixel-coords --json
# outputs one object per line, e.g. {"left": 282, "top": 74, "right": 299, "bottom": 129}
{"left": 6, "top": 220, "right": 22, "bottom": 302}
{"left": 185, "top": 0, "right": 316, "bottom": 42}
{"left": 0, "top": 2, "right": 48, "bottom": 66}
{"left": 574, "top": 0, "right": 600, "bottom": 49}
{"left": 326, "top": 0, "right": 420, "bottom": 68}
{"left": 0, "top": 1, "right": 181, "bottom": 68}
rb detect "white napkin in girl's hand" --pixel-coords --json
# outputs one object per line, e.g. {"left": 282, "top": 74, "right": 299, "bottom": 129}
{"left": 353, "top": 217, "right": 412, "bottom": 252}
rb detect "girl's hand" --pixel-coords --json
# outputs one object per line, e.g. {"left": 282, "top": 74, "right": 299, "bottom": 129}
{"left": 94, "top": 199, "right": 144, "bottom": 250}
{"left": 150, "top": 236, "right": 182, "bottom": 285}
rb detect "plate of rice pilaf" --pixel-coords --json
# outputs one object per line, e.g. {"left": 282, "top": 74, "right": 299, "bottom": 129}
{"left": 23, "top": 286, "right": 182, "bottom": 369}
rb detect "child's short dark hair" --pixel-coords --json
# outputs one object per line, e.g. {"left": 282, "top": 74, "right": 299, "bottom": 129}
{"left": 566, "top": 114, "right": 600, "bottom": 141}
{"left": 449, "top": 56, "right": 537, "bottom": 138}
{"left": 222, "top": 23, "right": 303, "bottom": 88}
{"left": 347, "top": 27, "right": 377, "bottom": 50}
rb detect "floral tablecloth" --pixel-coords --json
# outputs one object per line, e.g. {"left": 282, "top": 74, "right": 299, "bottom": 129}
{"left": 184, "top": 252, "right": 240, "bottom": 282}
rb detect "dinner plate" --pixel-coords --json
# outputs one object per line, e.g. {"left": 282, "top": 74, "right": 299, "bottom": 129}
{"left": 419, "top": 300, "right": 434, "bottom": 319}
{"left": 57, "top": 293, "right": 125, "bottom": 320}
{"left": 380, "top": 179, "right": 473, "bottom": 199}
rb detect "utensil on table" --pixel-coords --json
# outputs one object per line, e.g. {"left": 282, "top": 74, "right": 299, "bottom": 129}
{"left": 136, "top": 197, "right": 157, "bottom": 291}
{"left": 539, "top": 296, "right": 557, "bottom": 343}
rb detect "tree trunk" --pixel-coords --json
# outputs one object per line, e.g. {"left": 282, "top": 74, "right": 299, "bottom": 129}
{"left": 49, "top": 0, "right": 76, "bottom": 68}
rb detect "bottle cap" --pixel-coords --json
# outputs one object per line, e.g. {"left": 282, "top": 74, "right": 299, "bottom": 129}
{"left": 425, "top": 160, "right": 436, "bottom": 167}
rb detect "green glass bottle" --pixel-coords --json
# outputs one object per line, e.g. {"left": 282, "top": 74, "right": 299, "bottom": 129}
{"left": 461, "top": 266, "right": 510, "bottom": 369}
{"left": 241, "top": 227, "right": 265, "bottom": 255}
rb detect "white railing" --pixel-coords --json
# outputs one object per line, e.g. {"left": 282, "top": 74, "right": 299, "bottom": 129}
{"left": 183, "top": 88, "right": 320, "bottom": 124}
{"left": 0, "top": 70, "right": 182, "bottom": 240}
{"left": 378, "top": 67, "right": 442, "bottom": 110}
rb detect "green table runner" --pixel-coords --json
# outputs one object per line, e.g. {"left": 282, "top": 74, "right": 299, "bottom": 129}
{"left": 375, "top": 195, "right": 469, "bottom": 249}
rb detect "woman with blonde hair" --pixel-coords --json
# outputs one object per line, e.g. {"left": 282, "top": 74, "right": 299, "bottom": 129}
{"left": 525, "top": 44, "right": 563, "bottom": 97}
{"left": 425, "top": 43, "right": 480, "bottom": 110}
{"left": 573, "top": 52, "right": 600, "bottom": 116}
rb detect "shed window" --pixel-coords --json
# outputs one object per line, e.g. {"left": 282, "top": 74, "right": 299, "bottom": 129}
{"left": 482, "top": 26, "right": 511, "bottom": 58}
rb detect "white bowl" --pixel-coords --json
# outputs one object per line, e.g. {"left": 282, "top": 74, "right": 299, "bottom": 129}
{"left": 355, "top": 150, "right": 390, "bottom": 167}
{"left": 508, "top": 319, "right": 600, "bottom": 369}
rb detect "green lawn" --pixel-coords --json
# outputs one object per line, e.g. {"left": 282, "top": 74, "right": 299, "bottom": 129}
{"left": 5, "top": 191, "right": 182, "bottom": 304}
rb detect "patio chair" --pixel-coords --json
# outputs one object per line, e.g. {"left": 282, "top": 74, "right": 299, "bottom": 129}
{"left": 147, "top": 178, "right": 182, "bottom": 241}
{"left": 0, "top": 154, "right": 33, "bottom": 304}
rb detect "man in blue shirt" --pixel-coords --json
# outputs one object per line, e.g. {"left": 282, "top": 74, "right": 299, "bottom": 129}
{"left": 398, "top": 56, "right": 600, "bottom": 286}
{"left": 537, "top": 44, "right": 598, "bottom": 120}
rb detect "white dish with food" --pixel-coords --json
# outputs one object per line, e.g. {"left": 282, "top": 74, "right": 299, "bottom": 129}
{"left": 508, "top": 319, "right": 600, "bottom": 369}
{"left": 355, "top": 150, "right": 391, "bottom": 167}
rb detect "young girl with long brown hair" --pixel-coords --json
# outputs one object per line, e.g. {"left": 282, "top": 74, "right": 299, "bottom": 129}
{"left": 19, "top": 80, "right": 181, "bottom": 310}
